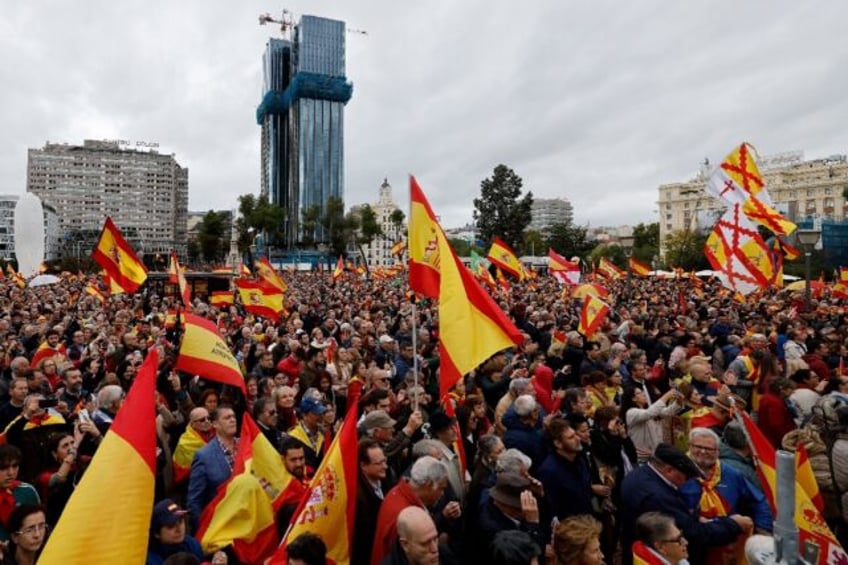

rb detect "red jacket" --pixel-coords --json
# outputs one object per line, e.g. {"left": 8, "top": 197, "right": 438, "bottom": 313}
{"left": 370, "top": 479, "right": 425, "bottom": 565}
{"left": 757, "top": 391, "right": 796, "bottom": 448}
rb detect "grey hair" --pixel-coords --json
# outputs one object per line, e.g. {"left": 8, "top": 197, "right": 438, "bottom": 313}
{"left": 634, "top": 512, "right": 676, "bottom": 546}
{"left": 496, "top": 448, "right": 531, "bottom": 474}
{"left": 509, "top": 377, "right": 531, "bottom": 394}
{"left": 409, "top": 455, "right": 448, "bottom": 487}
{"left": 689, "top": 427, "right": 721, "bottom": 446}
{"left": 97, "top": 385, "right": 123, "bottom": 410}
{"left": 411, "top": 439, "right": 442, "bottom": 460}
{"left": 513, "top": 394, "right": 537, "bottom": 417}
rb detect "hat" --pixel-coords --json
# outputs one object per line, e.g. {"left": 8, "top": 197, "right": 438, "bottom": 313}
{"left": 363, "top": 410, "right": 397, "bottom": 431}
{"left": 295, "top": 329, "right": 306, "bottom": 336}
{"left": 151, "top": 499, "right": 187, "bottom": 530}
{"left": 653, "top": 444, "right": 703, "bottom": 478}
{"left": 300, "top": 396, "right": 327, "bottom": 415}
{"left": 428, "top": 410, "right": 456, "bottom": 433}
{"left": 379, "top": 334, "right": 395, "bottom": 344}
{"left": 489, "top": 472, "right": 531, "bottom": 509}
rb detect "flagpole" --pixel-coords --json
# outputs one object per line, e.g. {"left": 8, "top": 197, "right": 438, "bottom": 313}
{"left": 411, "top": 300, "right": 419, "bottom": 413}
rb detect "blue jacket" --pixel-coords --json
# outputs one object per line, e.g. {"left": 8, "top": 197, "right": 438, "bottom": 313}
{"left": 146, "top": 535, "right": 204, "bottom": 565}
{"left": 501, "top": 407, "right": 546, "bottom": 472}
{"left": 680, "top": 461, "right": 773, "bottom": 532}
{"left": 537, "top": 451, "right": 593, "bottom": 520}
{"left": 620, "top": 463, "right": 743, "bottom": 565}
{"left": 186, "top": 438, "right": 233, "bottom": 529}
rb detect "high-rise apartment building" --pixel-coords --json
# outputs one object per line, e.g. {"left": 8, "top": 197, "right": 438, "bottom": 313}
{"left": 27, "top": 140, "right": 189, "bottom": 257}
{"left": 530, "top": 198, "right": 574, "bottom": 234}
{"left": 257, "top": 15, "right": 352, "bottom": 247}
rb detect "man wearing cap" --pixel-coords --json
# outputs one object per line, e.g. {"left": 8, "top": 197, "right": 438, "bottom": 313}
{"left": 473, "top": 471, "right": 545, "bottom": 558}
{"left": 375, "top": 334, "right": 396, "bottom": 372}
{"left": 146, "top": 498, "right": 217, "bottom": 565}
{"left": 681, "top": 428, "right": 772, "bottom": 551}
{"left": 362, "top": 408, "right": 423, "bottom": 482}
{"left": 620, "top": 443, "right": 752, "bottom": 565}
{"left": 288, "top": 396, "right": 327, "bottom": 470}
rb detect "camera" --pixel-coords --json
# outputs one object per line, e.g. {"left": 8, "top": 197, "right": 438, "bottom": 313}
{"left": 38, "top": 395, "right": 58, "bottom": 409}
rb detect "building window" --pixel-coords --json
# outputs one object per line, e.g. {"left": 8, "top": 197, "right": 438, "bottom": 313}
{"left": 825, "top": 188, "right": 833, "bottom": 196}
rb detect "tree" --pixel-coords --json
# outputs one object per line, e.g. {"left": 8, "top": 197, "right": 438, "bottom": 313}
{"left": 546, "top": 222, "right": 594, "bottom": 262}
{"left": 473, "top": 165, "right": 533, "bottom": 251}
{"left": 662, "top": 230, "right": 709, "bottom": 270}
{"left": 300, "top": 205, "right": 321, "bottom": 247}
{"left": 355, "top": 204, "right": 383, "bottom": 267}
{"left": 321, "top": 196, "right": 350, "bottom": 257}
{"left": 632, "top": 222, "right": 660, "bottom": 264}
{"left": 448, "top": 237, "right": 473, "bottom": 257}
{"left": 389, "top": 209, "right": 406, "bottom": 240}
{"left": 236, "top": 194, "right": 286, "bottom": 256}
{"left": 523, "top": 229, "right": 545, "bottom": 256}
{"left": 196, "top": 210, "right": 229, "bottom": 263}
{"left": 589, "top": 244, "right": 626, "bottom": 268}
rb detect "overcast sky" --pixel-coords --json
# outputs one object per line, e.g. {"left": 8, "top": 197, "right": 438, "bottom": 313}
{"left": 2, "top": 1, "right": 847, "bottom": 229}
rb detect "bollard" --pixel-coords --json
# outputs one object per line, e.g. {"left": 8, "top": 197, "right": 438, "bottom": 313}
{"left": 774, "top": 450, "right": 799, "bottom": 564}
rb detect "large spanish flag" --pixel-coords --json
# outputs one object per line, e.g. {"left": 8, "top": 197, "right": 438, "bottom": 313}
{"left": 487, "top": 237, "right": 525, "bottom": 280}
{"left": 39, "top": 348, "right": 158, "bottom": 563}
{"left": 408, "top": 176, "right": 442, "bottom": 298}
{"left": 738, "top": 411, "right": 847, "bottom": 564}
{"left": 91, "top": 216, "right": 148, "bottom": 294}
{"left": 175, "top": 313, "right": 246, "bottom": 392}
{"left": 198, "top": 414, "right": 305, "bottom": 563}
{"left": 255, "top": 257, "right": 287, "bottom": 293}
{"left": 578, "top": 294, "right": 609, "bottom": 339}
{"left": 629, "top": 257, "right": 652, "bottom": 277}
{"left": 235, "top": 279, "right": 285, "bottom": 320}
{"left": 411, "top": 179, "right": 523, "bottom": 398}
{"left": 169, "top": 251, "right": 192, "bottom": 309}
{"left": 269, "top": 384, "right": 363, "bottom": 564}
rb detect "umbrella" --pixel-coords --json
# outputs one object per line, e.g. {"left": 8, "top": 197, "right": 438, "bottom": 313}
{"left": 571, "top": 283, "right": 610, "bottom": 300}
{"left": 28, "top": 274, "right": 60, "bottom": 287}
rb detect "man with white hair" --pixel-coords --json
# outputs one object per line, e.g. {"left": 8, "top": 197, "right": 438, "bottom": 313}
{"left": 502, "top": 395, "right": 545, "bottom": 471}
{"left": 371, "top": 456, "right": 449, "bottom": 565}
{"left": 494, "top": 377, "right": 533, "bottom": 436}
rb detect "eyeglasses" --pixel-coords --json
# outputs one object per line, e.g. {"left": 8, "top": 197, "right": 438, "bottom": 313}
{"left": 690, "top": 444, "right": 717, "bottom": 453}
{"left": 16, "top": 522, "right": 48, "bottom": 536}
{"left": 191, "top": 417, "right": 211, "bottom": 423}
{"left": 659, "top": 534, "right": 686, "bottom": 545}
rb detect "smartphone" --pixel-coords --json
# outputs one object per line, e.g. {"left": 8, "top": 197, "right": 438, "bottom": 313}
{"left": 78, "top": 409, "right": 91, "bottom": 424}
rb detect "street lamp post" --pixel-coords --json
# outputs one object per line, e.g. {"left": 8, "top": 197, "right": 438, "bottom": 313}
{"left": 796, "top": 228, "right": 821, "bottom": 309}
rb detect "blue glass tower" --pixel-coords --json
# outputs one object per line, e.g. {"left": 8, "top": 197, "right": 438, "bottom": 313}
{"left": 258, "top": 15, "right": 352, "bottom": 247}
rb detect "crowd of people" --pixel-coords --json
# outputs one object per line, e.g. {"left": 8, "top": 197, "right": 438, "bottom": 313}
{"left": 0, "top": 267, "right": 847, "bottom": 564}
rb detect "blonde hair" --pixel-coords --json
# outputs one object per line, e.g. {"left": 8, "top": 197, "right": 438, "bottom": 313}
{"left": 553, "top": 514, "right": 602, "bottom": 564}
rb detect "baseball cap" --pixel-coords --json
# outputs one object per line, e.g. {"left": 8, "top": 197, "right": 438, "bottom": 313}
{"left": 379, "top": 335, "right": 395, "bottom": 344}
{"left": 151, "top": 499, "right": 187, "bottom": 530}
{"left": 300, "top": 396, "right": 327, "bottom": 415}
{"left": 363, "top": 410, "right": 397, "bottom": 431}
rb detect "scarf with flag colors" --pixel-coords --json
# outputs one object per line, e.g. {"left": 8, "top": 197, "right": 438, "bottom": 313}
{"left": 487, "top": 237, "right": 525, "bottom": 280}
{"left": 578, "top": 295, "right": 609, "bottom": 339}
{"left": 175, "top": 313, "right": 246, "bottom": 392}
{"left": 737, "top": 410, "right": 847, "bottom": 564}
{"left": 631, "top": 541, "right": 667, "bottom": 565}
{"left": 704, "top": 204, "right": 774, "bottom": 296}
{"left": 39, "top": 348, "right": 158, "bottom": 564}
{"left": 407, "top": 177, "right": 523, "bottom": 398}
{"left": 91, "top": 216, "right": 148, "bottom": 294}
{"left": 172, "top": 425, "right": 210, "bottom": 485}
{"left": 269, "top": 381, "right": 363, "bottom": 564}
{"left": 235, "top": 279, "right": 285, "bottom": 320}
{"left": 169, "top": 251, "right": 192, "bottom": 309}
{"left": 255, "top": 257, "right": 288, "bottom": 293}
{"left": 197, "top": 414, "right": 306, "bottom": 563}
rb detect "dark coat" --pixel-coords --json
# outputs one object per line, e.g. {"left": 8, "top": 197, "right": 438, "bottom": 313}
{"left": 537, "top": 451, "right": 594, "bottom": 520}
{"left": 354, "top": 471, "right": 390, "bottom": 565}
{"left": 620, "top": 464, "right": 743, "bottom": 565}
{"left": 474, "top": 498, "right": 546, "bottom": 559}
{"left": 501, "top": 407, "right": 546, "bottom": 472}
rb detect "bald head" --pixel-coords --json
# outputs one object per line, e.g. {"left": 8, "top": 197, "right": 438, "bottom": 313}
{"left": 397, "top": 507, "right": 439, "bottom": 565}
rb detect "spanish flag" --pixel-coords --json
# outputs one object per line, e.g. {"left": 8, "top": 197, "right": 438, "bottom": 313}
{"left": 198, "top": 414, "right": 305, "bottom": 563}
{"left": 578, "top": 294, "right": 609, "bottom": 339}
{"left": 91, "top": 217, "right": 148, "bottom": 294}
{"left": 84, "top": 282, "right": 107, "bottom": 304}
{"left": 796, "top": 442, "right": 824, "bottom": 513}
{"left": 255, "top": 257, "right": 287, "bottom": 293}
{"left": 169, "top": 251, "right": 192, "bottom": 310}
{"left": 235, "top": 279, "right": 285, "bottom": 320}
{"left": 269, "top": 384, "right": 363, "bottom": 564}
{"left": 409, "top": 178, "right": 523, "bottom": 398}
{"left": 476, "top": 262, "right": 496, "bottom": 290}
{"left": 39, "top": 348, "right": 158, "bottom": 563}
{"left": 239, "top": 263, "right": 252, "bottom": 277}
{"left": 30, "top": 340, "right": 66, "bottom": 369}
{"left": 8, "top": 267, "right": 25, "bottom": 289}
{"left": 597, "top": 257, "right": 625, "bottom": 280}
{"left": 175, "top": 313, "right": 246, "bottom": 392}
{"left": 390, "top": 239, "right": 406, "bottom": 256}
{"left": 738, "top": 411, "right": 847, "bottom": 564}
{"left": 487, "top": 237, "right": 525, "bottom": 280}
{"left": 409, "top": 177, "right": 441, "bottom": 298}
{"left": 333, "top": 256, "right": 344, "bottom": 280}
{"left": 210, "top": 290, "right": 234, "bottom": 308}
{"left": 629, "top": 257, "right": 651, "bottom": 277}
{"left": 496, "top": 266, "right": 511, "bottom": 292}
{"left": 172, "top": 425, "right": 209, "bottom": 484}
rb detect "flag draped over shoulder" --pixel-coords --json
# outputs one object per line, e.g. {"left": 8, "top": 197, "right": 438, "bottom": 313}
{"left": 172, "top": 425, "right": 208, "bottom": 484}
{"left": 737, "top": 411, "right": 847, "bottom": 564}
{"left": 39, "top": 349, "right": 158, "bottom": 564}
{"left": 629, "top": 257, "right": 651, "bottom": 277}
{"left": 487, "top": 237, "right": 525, "bottom": 280}
{"left": 270, "top": 387, "right": 362, "bottom": 564}
{"left": 235, "top": 279, "right": 284, "bottom": 320}
{"left": 408, "top": 176, "right": 441, "bottom": 298}
{"left": 704, "top": 204, "right": 774, "bottom": 296}
{"left": 255, "top": 257, "right": 287, "bottom": 293}
{"left": 175, "top": 313, "right": 246, "bottom": 392}
{"left": 91, "top": 217, "right": 148, "bottom": 294}
{"left": 169, "top": 251, "right": 192, "bottom": 309}
{"left": 578, "top": 295, "right": 609, "bottom": 339}
{"left": 408, "top": 177, "right": 523, "bottom": 398}
{"left": 198, "top": 414, "right": 304, "bottom": 563}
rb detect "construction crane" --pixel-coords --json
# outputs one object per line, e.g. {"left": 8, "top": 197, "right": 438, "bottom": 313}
{"left": 259, "top": 9, "right": 367, "bottom": 37}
